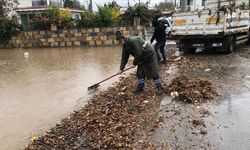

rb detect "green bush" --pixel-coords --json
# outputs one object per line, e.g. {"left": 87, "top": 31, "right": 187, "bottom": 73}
{"left": 31, "top": 6, "right": 74, "bottom": 30}
{"left": 59, "top": 8, "right": 74, "bottom": 29}
{"left": 76, "top": 3, "right": 122, "bottom": 28}
{"left": 76, "top": 10, "right": 96, "bottom": 27}
{"left": 30, "top": 14, "right": 51, "bottom": 30}
{"left": 46, "top": 6, "right": 60, "bottom": 24}
{"left": 0, "top": 18, "right": 20, "bottom": 45}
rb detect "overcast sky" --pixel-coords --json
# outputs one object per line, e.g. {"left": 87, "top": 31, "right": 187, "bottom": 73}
{"left": 80, "top": 0, "right": 177, "bottom": 11}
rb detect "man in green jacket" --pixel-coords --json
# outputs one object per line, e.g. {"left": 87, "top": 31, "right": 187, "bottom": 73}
{"left": 115, "top": 31, "right": 164, "bottom": 94}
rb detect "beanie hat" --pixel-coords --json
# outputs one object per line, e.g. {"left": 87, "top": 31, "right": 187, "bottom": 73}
{"left": 115, "top": 31, "right": 124, "bottom": 41}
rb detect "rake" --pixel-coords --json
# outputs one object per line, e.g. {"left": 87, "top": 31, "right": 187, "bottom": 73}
{"left": 87, "top": 66, "right": 134, "bottom": 90}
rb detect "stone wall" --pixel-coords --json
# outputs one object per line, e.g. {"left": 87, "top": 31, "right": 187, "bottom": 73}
{"left": 5, "top": 26, "right": 145, "bottom": 49}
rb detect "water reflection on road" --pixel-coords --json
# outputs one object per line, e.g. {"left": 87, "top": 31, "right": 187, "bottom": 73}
{"left": 0, "top": 46, "right": 123, "bottom": 150}
{"left": 206, "top": 92, "right": 250, "bottom": 149}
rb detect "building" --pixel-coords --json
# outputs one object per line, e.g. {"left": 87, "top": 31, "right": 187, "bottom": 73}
{"left": 16, "top": 0, "right": 83, "bottom": 29}
{"left": 18, "top": 0, "right": 63, "bottom": 7}
{"left": 205, "top": 0, "right": 249, "bottom": 9}
{"left": 180, "top": 0, "right": 206, "bottom": 11}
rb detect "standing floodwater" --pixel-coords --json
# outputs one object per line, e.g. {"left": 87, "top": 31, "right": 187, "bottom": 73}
{"left": 0, "top": 46, "right": 122, "bottom": 150}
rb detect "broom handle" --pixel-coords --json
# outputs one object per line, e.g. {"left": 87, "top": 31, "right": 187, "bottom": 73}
{"left": 95, "top": 66, "right": 133, "bottom": 85}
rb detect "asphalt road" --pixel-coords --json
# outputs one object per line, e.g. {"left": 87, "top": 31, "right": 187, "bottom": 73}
{"left": 141, "top": 45, "right": 250, "bottom": 149}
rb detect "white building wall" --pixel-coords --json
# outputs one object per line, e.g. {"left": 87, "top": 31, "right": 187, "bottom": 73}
{"left": 18, "top": 0, "right": 32, "bottom": 7}
{"left": 205, "top": 0, "right": 249, "bottom": 9}
{"left": 190, "top": 0, "right": 204, "bottom": 11}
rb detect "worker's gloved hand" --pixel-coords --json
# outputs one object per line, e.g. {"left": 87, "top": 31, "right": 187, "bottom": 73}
{"left": 118, "top": 70, "right": 123, "bottom": 75}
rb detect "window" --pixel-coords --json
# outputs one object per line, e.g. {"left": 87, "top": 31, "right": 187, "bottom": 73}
{"left": 202, "top": 0, "right": 206, "bottom": 6}
{"left": 50, "top": 0, "right": 63, "bottom": 7}
{"left": 20, "top": 14, "right": 29, "bottom": 29}
{"left": 32, "top": 0, "right": 47, "bottom": 6}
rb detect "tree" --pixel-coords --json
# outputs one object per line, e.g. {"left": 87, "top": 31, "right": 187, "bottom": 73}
{"left": 0, "top": 18, "right": 20, "bottom": 46}
{"left": 0, "top": 0, "right": 20, "bottom": 46}
{"left": 155, "top": 1, "right": 175, "bottom": 11}
{"left": 64, "top": 0, "right": 81, "bottom": 9}
{"left": 46, "top": 6, "right": 60, "bottom": 24}
{"left": 0, "top": 0, "right": 19, "bottom": 18}
{"left": 105, "top": 1, "right": 121, "bottom": 25}
{"left": 95, "top": 5, "right": 113, "bottom": 27}
{"left": 106, "top": 1, "right": 119, "bottom": 8}
{"left": 121, "top": 3, "right": 151, "bottom": 26}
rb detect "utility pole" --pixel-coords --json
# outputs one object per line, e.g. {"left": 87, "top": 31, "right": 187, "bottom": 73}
{"left": 89, "top": 0, "right": 93, "bottom": 12}
{"left": 128, "top": 0, "right": 130, "bottom": 7}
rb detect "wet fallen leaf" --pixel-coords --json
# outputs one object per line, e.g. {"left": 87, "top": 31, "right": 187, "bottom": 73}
{"left": 31, "top": 136, "right": 38, "bottom": 142}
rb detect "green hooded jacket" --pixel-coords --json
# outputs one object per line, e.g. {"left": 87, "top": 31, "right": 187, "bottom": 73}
{"left": 120, "top": 36, "right": 159, "bottom": 79}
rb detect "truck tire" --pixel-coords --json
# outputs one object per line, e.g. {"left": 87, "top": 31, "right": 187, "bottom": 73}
{"left": 182, "top": 48, "right": 196, "bottom": 53}
{"left": 246, "top": 31, "right": 250, "bottom": 45}
{"left": 227, "top": 36, "right": 235, "bottom": 53}
{"left": 188, "top": 48, "right": 197, "bottom": 53}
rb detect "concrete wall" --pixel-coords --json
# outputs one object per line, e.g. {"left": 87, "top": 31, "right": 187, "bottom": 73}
{"left": 3, "top": 26, "right": 145, "bottom": 49}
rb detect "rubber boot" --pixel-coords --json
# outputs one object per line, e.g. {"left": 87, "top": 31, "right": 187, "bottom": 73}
{"left": 133, "top": 84, "right": 144, "bottom": 94}
{"left": 156, "top": 85, "right": 164, "bottom": 95}
{"left": 153, "top": 76, "right": 164, "bottom": 95}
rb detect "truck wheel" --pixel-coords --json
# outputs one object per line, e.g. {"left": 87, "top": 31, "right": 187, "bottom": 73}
{"left": 182, "top": 48, "right": 196, "bottom": 53}
{"left": 188, "top": 48, "right": 197, "bottom": 53}
{"left": 246, "top": 31, "right": 250, "bottom": 45}
{"left": 227, "top": 36, "right": 235, "bottom": 53}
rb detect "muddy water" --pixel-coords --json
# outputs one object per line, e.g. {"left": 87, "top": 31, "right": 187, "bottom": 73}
{"left": 0, "top": 46, "right": 124, "bottom": 150}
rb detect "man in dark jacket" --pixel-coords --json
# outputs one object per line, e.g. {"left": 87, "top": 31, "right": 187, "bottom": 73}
{"left": 115, "top": 31, "right": 164, "bottom": 94}
{"left": 150, "top": 21, "right": 167, "bottom": 63}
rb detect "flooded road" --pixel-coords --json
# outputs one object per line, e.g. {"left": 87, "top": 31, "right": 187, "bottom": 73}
{"left": 0, "top": 46, "right": 123, "bottom": 150}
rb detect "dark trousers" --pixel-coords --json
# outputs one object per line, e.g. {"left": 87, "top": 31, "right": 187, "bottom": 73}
{"left": 154, "top": 41, "right": 167, "bottom": 62}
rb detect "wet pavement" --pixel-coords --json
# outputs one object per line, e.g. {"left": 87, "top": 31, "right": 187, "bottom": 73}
{"left": 206, "top": 92, "right": 250, "bottom": 150}
{"left": 0, "top": 46, "right": 125, "bottom": 150}
{"left": 144, "top": 46, "right": 250, "bottom": 149}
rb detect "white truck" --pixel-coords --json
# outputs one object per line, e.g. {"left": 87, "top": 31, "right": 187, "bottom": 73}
{"left": 172, "top": 0, "right": 250, "bottom": 53}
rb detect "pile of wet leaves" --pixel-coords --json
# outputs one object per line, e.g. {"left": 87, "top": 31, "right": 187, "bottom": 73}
{"left": 168, "top": 75, "right": 218, "bottom": 103}
{"left": 26, "top": 75, "right": 163, "bottom": 150}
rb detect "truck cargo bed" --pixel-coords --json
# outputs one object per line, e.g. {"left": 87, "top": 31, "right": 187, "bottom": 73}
{"left": 172, "top": 10, "right": 249, "bottom": 37}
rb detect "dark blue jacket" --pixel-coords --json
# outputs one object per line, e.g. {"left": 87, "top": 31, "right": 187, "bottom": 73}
{"left": 150, "top": 25, "right": 166, "bottom": 43}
